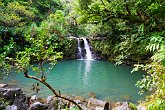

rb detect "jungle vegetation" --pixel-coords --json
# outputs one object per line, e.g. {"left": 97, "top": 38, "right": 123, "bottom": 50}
{"left": 0, "top": 0, "right": 165, "bottom": 109}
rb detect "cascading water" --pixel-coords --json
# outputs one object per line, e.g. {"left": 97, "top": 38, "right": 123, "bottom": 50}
{"left": 77, "top": 38, "right": 83, "bottom": 59}
{"left": 77, "top": 37, "right": 93, "bottom": 60}
{"left": 83, "top": 38, "right": 93, "bottom": 60}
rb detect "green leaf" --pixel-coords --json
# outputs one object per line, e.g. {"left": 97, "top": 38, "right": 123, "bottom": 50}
{"left": 163, "top": 59, "right": 165, "bottom": 67}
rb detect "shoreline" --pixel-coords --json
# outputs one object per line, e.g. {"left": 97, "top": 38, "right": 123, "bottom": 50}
{"left": 0, "top": 84, "right": 146, "bottom": 110}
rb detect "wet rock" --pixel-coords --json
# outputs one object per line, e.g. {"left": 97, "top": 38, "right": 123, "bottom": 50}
{"left": 113, "top": 102, "right": 130, "bottom": 110}
{"left": 114, "top": 102, "right": 122, "bottom": 107}
{"left": 28, "top": 102, "right": 47, "bottom": 110}
{"left": 122, "top": 102, "right": 129, "bottom": 109}
{"left": 137, "top": 105, "right": 146, "bottom": 110}
{"left": 29, "top": 95, "right": 38, "bottom": 104}
{"left": 30, "top": 95, "right": 46, "bottom": 105}
{"left": 0, "top": 84, "right": 7, "bottom": 88}
{"left": 0, "top": 88, "right": 29, "bottom": 110}
{"left": 46, "top": 96, "right": 59, "bottom": 110}
{"left": 47, "top": 96, "right": 55, "bottom": 104}
{"left": 0, "top": 88, "right": 22, "bottom": 102}
{"left": 74, "top": 99, "right": 81, "bottom": 104}
{"left": 13, "top": 94, "right": 29, "bottom": 110}
{"left": 87, "top": 98, "right": 105, "bottom": 110}
{"left": 46, "top": 96, "right": 71, "bottom": 110}
{"left": 5, "top": 105, "right": 17, "bottom": 110}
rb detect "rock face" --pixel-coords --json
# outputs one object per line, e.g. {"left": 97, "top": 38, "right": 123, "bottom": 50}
{"left": 0, "top": 88, "right": 29, "bottom": 110}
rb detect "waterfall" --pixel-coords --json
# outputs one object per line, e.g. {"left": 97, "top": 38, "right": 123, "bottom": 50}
{"left": 83, "top": 38, "right": 93, "bottom": 60}
{"left": 77, "top": 38, "right": 83, "bottom": 59}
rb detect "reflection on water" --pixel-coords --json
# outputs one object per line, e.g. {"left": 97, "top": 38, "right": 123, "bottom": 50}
{"left": 83, "top": 60, "right": 91, "bottom": 85}
{"left": 1, "top": 60, "right": 146, "bottom": 102}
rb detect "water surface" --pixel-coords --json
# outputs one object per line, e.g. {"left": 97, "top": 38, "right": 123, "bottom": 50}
{"left": 1, "top": 60, "right": 145, "bottom": 102}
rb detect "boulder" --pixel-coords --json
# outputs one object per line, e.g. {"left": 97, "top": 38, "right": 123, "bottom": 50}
{"left": 87, "top": 98, "right": 106, "bottom": 110}
{"left": 0, "top": 88, "right": 29, "bottom": 110}
{"left": 5, "top": 105, "right": 17, "bottom": 110}
{"left": 28, "top": 102, "right": 47, "bottom": 110}
{"left": 0, "top": 88, "right": 22, "bottom": 102}
{"left": 74, "top": 99, "right": 81, "bottom": 104}
{"left": 46, "top": 96, "right": 70, "bottom": 110}
{"left": 0, "top": 84, "right": 7, "bottom": 88}
{"left": 114, "top": 102, "right": 122, "bottom": 107}
{"left": 47, "top": 96, "right": 55, "bottom": 104}
{"left": 46, "top": 96, "right": 59, "bottom": 110}
{"left": 29, "top": 95, "right": 38, "bottom": 104}
{"left": 113, "top": 102, "right": 130, "bottom": 110}
{"left": 29, "top": 95, "right": 46, "bottom": 105}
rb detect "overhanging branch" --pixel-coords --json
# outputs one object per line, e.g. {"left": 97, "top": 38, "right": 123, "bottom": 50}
{"left": 23, "top": 69, "right": 82, "bottom": 110}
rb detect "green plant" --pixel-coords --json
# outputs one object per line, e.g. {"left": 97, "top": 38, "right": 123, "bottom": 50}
{"left": 129, "top": 102, "right": 137, "bottom": 110}
{"left": 132, "top": 45, "right": 165, "bottom": 109}
{"left": 0, "top": 98, "right": 10, "bottom": 110}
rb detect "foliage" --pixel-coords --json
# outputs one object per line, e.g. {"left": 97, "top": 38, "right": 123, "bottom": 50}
{"left": 132, "top": 46, "right": 165, "bottom": 109}
{"left": 0, "top": 37, "right": 16, "bottom": 78}
{"left": 0, "top": 0, "right": 82, "bottom": 109}
{"left": 72, "top": 0, "right": 164, "bottom": 64}
{"left": 73, "top": 0, "right": 165, "bottom": 109}
{"left": 0, "top": 0, "right": 65, "bottom": 60}
{"left": 0, "top": 0, "right": 165, "bottom": 109}
{"left": 91, "top": 40, "right": 113, "bottom": 60}
{"left": 129, "top": 103, "right": 137, "bottom": 110}
{"left": 73, "top": 0, "right": 165, "bottom": 64}
{"left": 14, "top": 9, "right": 71, "bottom": 78}
{"left": 0, "top": 1, "right": 34, "bottom": 33}
{"left": 0, "top": 98, "right": 10, "bottom": 110}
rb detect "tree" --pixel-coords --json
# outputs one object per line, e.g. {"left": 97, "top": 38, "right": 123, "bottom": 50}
{"left": 73, "top": 0, "right": 165, "bottom": 109}
{"left": 12, "top": 11, "right": 82, "bottom": 109}
{"left": 0, "top": 1, "right": 82, "bottom": 109}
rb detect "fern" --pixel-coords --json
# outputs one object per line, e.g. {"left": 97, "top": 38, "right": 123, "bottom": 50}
{"left": 146, "top": 32, "right": 165, "bottom": 52}
{"left": 152, "top": 46, "right": 165, "bottom": 64}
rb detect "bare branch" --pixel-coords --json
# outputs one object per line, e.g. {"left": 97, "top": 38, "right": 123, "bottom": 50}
{"left": 23, "top": 69, "right": 82, "bottom": 110}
